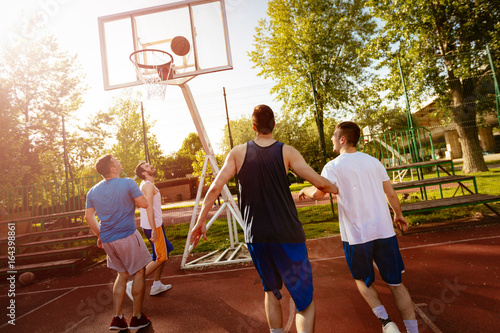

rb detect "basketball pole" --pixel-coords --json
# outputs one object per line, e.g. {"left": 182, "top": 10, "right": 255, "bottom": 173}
{"left": 178, "top": 83, "right": 247, "bottom": 269}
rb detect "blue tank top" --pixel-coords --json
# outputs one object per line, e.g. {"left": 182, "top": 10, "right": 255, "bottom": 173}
{"left": 238, "top": 140, "right": 305, "bottom": 243}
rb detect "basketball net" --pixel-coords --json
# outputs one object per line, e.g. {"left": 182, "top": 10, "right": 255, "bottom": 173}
{"left": 130, "top": 49, "right": 174, "bottom": 101}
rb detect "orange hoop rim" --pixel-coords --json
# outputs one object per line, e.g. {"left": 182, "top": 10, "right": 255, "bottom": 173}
{"left": 129, "top": 49, "right": 174, "bottom": 70}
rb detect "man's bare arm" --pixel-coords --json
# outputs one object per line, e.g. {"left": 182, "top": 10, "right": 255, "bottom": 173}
{"left": 85, "top": 207, "right": 103, "bottom": 248}
{"left": 298, "top": 186, "right": 327, "bottom": 201}
{"left": 383, "top": 180, "right": 408, "bottom": 232}
{"left": 190, "top": 149, "right": 240, "bottom": 248}
{"left": 134, "top": 195, "right": 148, "bottom": 209}
{"left": 285, "top": 145, "right": 337, "bottom": 195}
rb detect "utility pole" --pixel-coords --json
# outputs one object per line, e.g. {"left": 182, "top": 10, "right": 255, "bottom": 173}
{"left": 309, "top": 73, "right": 335, "bottom": 217}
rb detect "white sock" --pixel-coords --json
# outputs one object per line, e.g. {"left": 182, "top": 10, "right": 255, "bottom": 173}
{"left": 153, "top": 280, "right": 162, "bottom": 288}
{"left": 372, "top": 305, "right": 389, "bottom": 320}
{"left": 127, "top": 281, "right": 132, "bottom": 286}
{"left": 270, "top": 329, "right": 284, "bottom": 333}
{"left": 404, "top": 319, "right": 418, "bottom": 333}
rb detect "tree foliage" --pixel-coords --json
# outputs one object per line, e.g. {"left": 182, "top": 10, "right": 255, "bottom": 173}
{"left": 0, "top": 19, "right": 86, "bottom": 187}
{"left": 365, "top": 0, "right": 500, "bottom": 173}
{"left": 107, "top": 91, "right": 166, "bottom": 179}
{"left": 250, "top": 0, "right": 376, "bottom": 140}
{"left": 161, "top": 132, "right": 203, "bottom": 179}
{"left": 219, "top": 112, "right": 337, "bottom": 172}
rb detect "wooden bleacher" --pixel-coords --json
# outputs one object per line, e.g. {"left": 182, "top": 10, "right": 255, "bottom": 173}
{"left": 0, "top": 210, "right": 102, "bottom": 277}
{"left": 388, "top": 159, "right": 500, "bottom": 226}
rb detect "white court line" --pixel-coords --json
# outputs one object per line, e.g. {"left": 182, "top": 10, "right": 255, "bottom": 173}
{"left": 63, "top": 315, "right": 90, "bottom": 333}
{"left": 0, "top": 287, "right": 77, "bottom": 330}
{"left": 414, "top": 303, "right": 444, "bottom": 333}
{"left": 399, "top": 235, "right": 500, "bottom": 251}
{"left": 3, "top": 234, "right": 499, "bottom": 299}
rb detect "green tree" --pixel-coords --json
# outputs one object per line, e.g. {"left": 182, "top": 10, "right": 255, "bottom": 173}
{"left": 191, "top": 150, "right": 224, "bottom": 187}
{"left": 108, "top": 91, "right": 166, "bottom": 178}
{"left": 67, "top": 110, "right": 115, "bottom": 178}
{"left": 250, "top": 0, "right": 376, "bottom": 166}
{"left": 219, "top": 116, "right": 255, "bottom": 155}
{"left": 219, "top": 112, "right": 337, "bottom": 172}
{"left": 161, "top": 133, "right": 202, "bottom": 179}
{"left": 366, "top": 0, "right": 500, "bottom": 173}
{"left": 0, "top": 19, "right": 87, "bottom": 186}
{"left": 0, "top": 80, "right": 29, "bottom": 188}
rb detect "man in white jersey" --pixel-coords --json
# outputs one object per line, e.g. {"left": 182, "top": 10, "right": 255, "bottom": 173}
{"left": 299, "top": 121, "right": 418, "bottom": 333}
{"left": 124, "top": 162, "right": 173, "bottom": 300}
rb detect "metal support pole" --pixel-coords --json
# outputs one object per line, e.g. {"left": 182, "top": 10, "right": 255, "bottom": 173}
{"left": 141, "top": 102, "right": 150, "bottom": 164}
{"left": 486, "top": 45, "right": 500, "bottom": 130}
{"left": 398, "top": 58, "right": 420, "bottom": 163}
{"left": 309, "top": 73, "right": 335, "bottom": 217}
{"left": 62, "top": 115, "right": 71, "bottom": 209}
{"left": 223, "top": 87, "right": 240, "bottom": 207}
{"left": 178, "top": 83, "right": 247, "bottom": 269}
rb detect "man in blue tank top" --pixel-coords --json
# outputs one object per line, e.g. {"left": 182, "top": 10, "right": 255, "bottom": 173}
{"left": 190, "top": 105, "right": 338, "bottom": 333}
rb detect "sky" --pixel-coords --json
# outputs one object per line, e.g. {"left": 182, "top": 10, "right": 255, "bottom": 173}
{"left": 0, "top": 0, "right": 282, "bottom": 155}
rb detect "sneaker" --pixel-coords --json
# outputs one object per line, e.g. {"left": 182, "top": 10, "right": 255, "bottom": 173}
{"left": 150, "top": 283, "right": 172, "bottom": 296}
{"left": 129, "top": 313, "right": 151, "bottom": 330}
{"left": 109, "top": 315, "right": 127, "bottom": 331}
{"left": 383, "top": 321, "right": 401, "bottom": 333}
{"left": 125, "top": 281, "right": 133, "bottom": 301}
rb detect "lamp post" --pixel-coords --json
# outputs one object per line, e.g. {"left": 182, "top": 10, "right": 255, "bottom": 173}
{"left": 486, "top": 45, "right": 500, "bottom": 130}
{"left": 309, "top": 73, "right": 335, "bottom": 217}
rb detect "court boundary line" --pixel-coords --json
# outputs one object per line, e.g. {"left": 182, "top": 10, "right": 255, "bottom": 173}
{"left": 3, "top": 234, "right": 499, "bottom": 299}
{"left": 0, "top": 287, "right": 77, "bottom": 330}
{"left": 2, "top": 233, "right": 498, "bottom": 333}
{"left": 414, "top": 303, "right": 444, "bottom": 333}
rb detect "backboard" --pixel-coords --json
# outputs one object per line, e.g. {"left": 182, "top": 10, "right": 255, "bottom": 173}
{"left": 98, "top": 0, "right": 233, "bottom": 90}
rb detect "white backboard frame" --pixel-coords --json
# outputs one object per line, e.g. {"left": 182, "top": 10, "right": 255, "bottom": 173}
{"left": 98, "top": 0, "right": 233, "bottom": 90}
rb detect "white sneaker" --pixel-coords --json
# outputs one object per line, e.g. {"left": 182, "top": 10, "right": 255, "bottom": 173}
{"left": 383, "top": 321, "right": 401, "bottom": 333}
{"left": 126, "top": 281, "right": 133, "bottom": 301}
{"left": 150, "top": 283, "right": 172, "bottom": 296}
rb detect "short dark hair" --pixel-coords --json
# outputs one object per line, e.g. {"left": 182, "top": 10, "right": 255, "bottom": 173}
{"left": 336, "top": 121, "right": 361, "bottom": 146}
{"left": 95, "top": 154, "right": 113, "bottom": 176}
{"left": 252, "top": 104, "right": 275, "bottom": 134}
{"left": 135, "top": 162, "right": 147, "bottom": 180}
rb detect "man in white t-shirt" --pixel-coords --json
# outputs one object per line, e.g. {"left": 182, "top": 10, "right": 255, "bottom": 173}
{"left": 299, "top": 121, "right": 418, "bottom": 333}
{"left": 124, "top": 162, "right": 173, "bottom": 300}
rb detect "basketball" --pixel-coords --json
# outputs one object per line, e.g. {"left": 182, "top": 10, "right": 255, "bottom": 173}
{"left": 170, "top": 36, "right": 190, "bottom": 56}
{"left": 19, "top": 272, "right": 35, "bottom": 286}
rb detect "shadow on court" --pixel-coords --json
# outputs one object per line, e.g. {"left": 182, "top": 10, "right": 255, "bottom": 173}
{"left": 1, "top": 221, "right": 499, "bottom": 332}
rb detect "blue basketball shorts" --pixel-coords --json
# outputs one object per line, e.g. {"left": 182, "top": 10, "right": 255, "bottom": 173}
{"left": 143, "top": 225, "right": 174, "bottom": 261}
{"left": 343, "top": 236, "right": 405, "bottom": 288}
{"left": 247, "top": 242, "right": 313, "bottom": 312}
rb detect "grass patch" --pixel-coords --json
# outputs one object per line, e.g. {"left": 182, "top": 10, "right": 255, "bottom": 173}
{"left": 126, "top": 164, "right": 500, "bottom": 257}
{"left": 138, "top": 219, "right": 245, "bottom": 256}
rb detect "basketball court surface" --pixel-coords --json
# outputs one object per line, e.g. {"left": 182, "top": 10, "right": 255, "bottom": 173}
{"left": 2, "top": 1, "right": 497, "bottom": 331}
{"left": 1, "top": 221, "right": 499, "bottom": 332}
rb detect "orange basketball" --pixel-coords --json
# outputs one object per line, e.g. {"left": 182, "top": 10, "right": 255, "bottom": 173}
{"left": 170, "top": 36, "right": 190, "bottom": 56}
{"left": 19, "top": 272, "right": 35, "bottom": 286}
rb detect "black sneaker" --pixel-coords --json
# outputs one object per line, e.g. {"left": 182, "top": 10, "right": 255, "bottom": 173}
{"left": 129, "top": 313, "right": 151, "bottom": 330}
{"left": 109, "top": 315, "right": 127, "bottom": 331}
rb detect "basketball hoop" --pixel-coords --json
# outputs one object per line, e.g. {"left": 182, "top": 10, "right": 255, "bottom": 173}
{"left": 129, "top": 49, "right": 174, "bottom": 100}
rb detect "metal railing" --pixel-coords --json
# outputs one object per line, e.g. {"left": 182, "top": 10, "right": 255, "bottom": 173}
{"left": 0, "top": 175, "right": 102, "bottom": 221}
{"left": 358, "top": 127, "right": 436, "bottom": 167}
